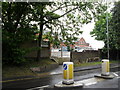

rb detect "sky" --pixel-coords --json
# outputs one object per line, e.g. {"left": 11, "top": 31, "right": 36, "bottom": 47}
{"left": 55, "top": 2, "right": 114, "bottom": 50}
{"left": 56, "top": 10, "right": 105, "bottom": 50}
{"left": 32, "top": 2, "right": 114, "bottom": 50}
{"left": 79, "top": 22, "right": 105, "bottom": 50}
{"left": 78, "top": 2, "right": 114, "bottom": 50}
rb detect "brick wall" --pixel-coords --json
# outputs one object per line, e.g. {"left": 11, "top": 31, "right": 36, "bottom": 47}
{"left": 21, "top": 40, "right": 51, "bottom": 59}
{"left": 70, "top": 50, "right": 100, "bottom": 63}
{"left": 99, "top": 49, "right": 120, "bottom": 60}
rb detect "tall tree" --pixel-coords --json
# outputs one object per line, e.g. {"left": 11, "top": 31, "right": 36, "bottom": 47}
{"left": 36, "top": 2, "right": 107, "bottom": 60}
{"left": 90, "top": 1, "right": 120, "bottom": 50}
{"left": 111, "top": 1, "right": 120, "bottom": 50}
{"left": 90, "top": 1, "right": 120, "bottom": 59}
{"left": 110, "top": 1, "right": 120, "bottom": 60}
{"left": 2, "top": 2, "right": 107, "bottom": 64}
{"left": 90, "top": 12, "right": 112, "bottom": 50}
{"left": 2, "top": 2, "right": 38, "bottom": 64}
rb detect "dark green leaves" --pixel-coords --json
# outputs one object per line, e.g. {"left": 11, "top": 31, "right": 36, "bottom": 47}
{"left": 91, "top": 1, "right": 120, "bottom": 50}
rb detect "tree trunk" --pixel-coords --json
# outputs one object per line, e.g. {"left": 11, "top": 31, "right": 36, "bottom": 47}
{"left": 36, "top": 23, "right": 44, "bottom": 61}
{"left": 116, "top": 49, "right": 119, "bottom": 60}
{"left": 36, "top": 5, "right": 44, "bottom": 61}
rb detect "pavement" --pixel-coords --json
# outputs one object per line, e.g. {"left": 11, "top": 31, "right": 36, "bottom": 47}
{"left": 2, "top": 63, "right": 119, "bottom": 82}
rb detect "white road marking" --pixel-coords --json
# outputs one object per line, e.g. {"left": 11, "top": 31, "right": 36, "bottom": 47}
{"left": 113, "top": 73, "right": 119, "bottom": 77}
{"left": 26, "top": 85, "right": 49, "bottom": 90}
{"left": 76, "top": 77, "right": 104, "bottom": 86}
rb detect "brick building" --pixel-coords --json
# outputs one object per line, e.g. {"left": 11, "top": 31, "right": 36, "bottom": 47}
{"left": 74, "top": 37, "right": 93, "bottom": 51}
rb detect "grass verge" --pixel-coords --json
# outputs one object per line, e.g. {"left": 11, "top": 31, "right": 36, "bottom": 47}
{"left": 74, "top": 60, "right": 119, "bottom": 67}
{"left": 2, "top": 59, "right": 119, "bottom": 78}
{"left": 2, "top": 59, "right": 56, "bottom": 78}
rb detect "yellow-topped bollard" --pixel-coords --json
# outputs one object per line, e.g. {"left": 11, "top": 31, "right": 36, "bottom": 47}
{"left": 62, "top": 62, "right": 74, "bottom": 85}
{"left": 101, "top": 59, "right": 110, "bottom": 76}
{"left": 94, "top": 59, "right": 115, "bottom": 79}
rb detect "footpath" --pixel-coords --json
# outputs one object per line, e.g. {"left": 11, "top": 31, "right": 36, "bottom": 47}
{"left": 2, "top": 63, "right": 119, "bottom": 82}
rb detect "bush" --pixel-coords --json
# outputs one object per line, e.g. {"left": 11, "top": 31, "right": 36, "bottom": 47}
{"left": 3, "top": 47, "right": 27, "bottom": 65}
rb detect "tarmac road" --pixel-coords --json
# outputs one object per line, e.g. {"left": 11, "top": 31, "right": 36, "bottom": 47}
{"left": 84, "top": 76, "right": 120, "bottom": 88}
{"left": 2, "top": 66, "right": 120, "bottom": 90}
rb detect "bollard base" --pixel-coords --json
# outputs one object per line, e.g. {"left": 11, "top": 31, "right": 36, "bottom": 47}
{"left": 94, "top": 74, "right": 115, "bottom": 79}
{"left": 101, "top": 73, "right": 110, "bottom": 76}
{"left": 54, "top": 81, "right": 83, "bottom": 88}
{"left": 62, "top": 81, "right": 74, "bottom": 85}
{"left": 62, "top": 79, "right": 74, "bottom": 85}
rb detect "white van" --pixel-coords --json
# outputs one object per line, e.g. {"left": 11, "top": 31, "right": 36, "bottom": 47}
{"left": 74, "top": 47, "right": 84, "bottom": 52}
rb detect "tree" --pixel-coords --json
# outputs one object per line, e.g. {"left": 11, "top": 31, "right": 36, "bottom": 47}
{"left": 90, "top": 1, "right": 120, "bottom": 59}
{"left": 90, "top": 12, "right": 112, "bottom": 51}
{"left": 2, "top": 2, "right": 107, "bottom": 64}
{"left": 110, "top": 1, "right": 120, "bottom": 60}
{"left": 91, "top": 1, "right": 120, "bottom": 50}
{"left": 35, "top": 2, "right": 107, "bottom": 60}
{"left": 43, "top": 2, "right": 107, "bottom": 47}
{"left": 111, "top": 1, "right": 120, "bottom": 50}
{"left": 2, "top": 2, "right": 38, "bottom": 64}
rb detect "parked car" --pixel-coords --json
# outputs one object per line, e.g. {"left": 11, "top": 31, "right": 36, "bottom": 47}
{"left": 74, "top": 48, "right": 84, "bottom": 52}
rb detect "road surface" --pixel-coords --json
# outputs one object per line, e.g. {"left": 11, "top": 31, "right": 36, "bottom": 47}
{"left": 2, "top": 66, "right": 120, "bottom": 90}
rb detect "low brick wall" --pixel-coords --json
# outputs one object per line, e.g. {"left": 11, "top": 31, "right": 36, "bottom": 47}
{"left": 21, "top": 40, "right": 51, "bottom": 59}
{"left": 25, "top": 47, "right": 50, "bottom": 58}
{"left": 70, "top": 50, "right": 100, "bottom": 63}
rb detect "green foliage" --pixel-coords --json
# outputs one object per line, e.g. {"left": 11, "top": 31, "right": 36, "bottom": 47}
{"left": 90, "top": 13, "right": 111, "bottom": 41}
{"left": 2, "top": 2, "right": 107, "bottom": 64}
{"left": 67, "top": 46, "right": 71, "bottom": 51}
{"left": 2, "top": 2, "right": 37, "bottom": 65}
{"left": 90, "top": 1, "right": 120, "bottom": 50}
{"left": 111, "top": 1, "right": 120, "bottom": 49}
{"left": 43, "top": 2, "right": 106, "bottom": 47}
{"left": 2, "top": 47, "right": 26, "bottom": 65}
{"left": 24, "top": 47, "right": 41, "bottom": 54}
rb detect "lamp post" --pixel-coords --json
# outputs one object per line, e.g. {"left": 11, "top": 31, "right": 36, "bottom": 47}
{"left": 60, "top": 38, "right": 63, "bottom": 58}
{"left": 106, "top": 1, "right": 109, "bottom": 60}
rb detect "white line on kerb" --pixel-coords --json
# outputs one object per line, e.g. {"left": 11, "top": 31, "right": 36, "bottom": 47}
{"left": 26, "top": 85, "right": 49, "bottom": 90}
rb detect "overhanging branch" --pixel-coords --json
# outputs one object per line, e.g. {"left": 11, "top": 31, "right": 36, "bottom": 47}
{"left": 44, "top": 6, "right": 79, "bottom": 24}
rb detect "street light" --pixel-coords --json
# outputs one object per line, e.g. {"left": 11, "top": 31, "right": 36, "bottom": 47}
{"left": 60, "top": 38, "right": 63, "bottom": 58}
{"left": 106, "top": 1, "right": 109, "bottom": 60}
